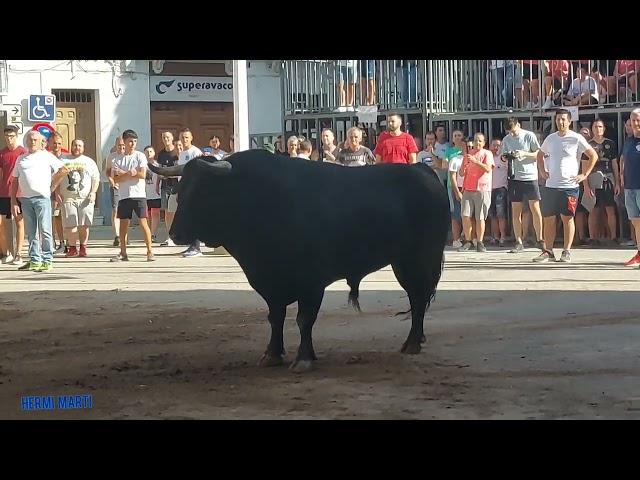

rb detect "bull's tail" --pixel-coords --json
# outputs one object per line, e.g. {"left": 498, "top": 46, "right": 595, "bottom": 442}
{"left": 347, "top": 277, "right": 362, "bottom": 313}
{"left": 426, "top": 249, "right": 445, "bottom": 309}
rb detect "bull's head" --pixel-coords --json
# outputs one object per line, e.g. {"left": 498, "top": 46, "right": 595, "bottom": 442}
{"left": 148, "top": 157, "right": 232, "bottom": 246}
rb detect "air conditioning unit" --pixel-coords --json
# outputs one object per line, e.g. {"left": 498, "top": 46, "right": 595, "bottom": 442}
{"left": 151, "top": 60, "right": 165, "bottom": 74}
{"left": 269, "top": 61, "right": 281, "bottom": 74}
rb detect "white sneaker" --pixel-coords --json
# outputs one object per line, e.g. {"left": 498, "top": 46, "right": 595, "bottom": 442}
{"left": 182, "top": 248, "right": 203, "bottom": 258}
{"left": 2, "top": 254, "right": 14, "bottom": 264}
{"left": 334, "top": 106, "right": 348, "bottom": 113}
{"left": 542, "top": 97, "right": 553, "bottom": 109}
{"left": 346, "top": 106, "right": 356, "bottom": 112}
{"left": 160, "top": 238, "right": 175, "bottom": 247}
{"left": 452, "top": 240, "right": 463, "bottom": 249}
{"left": 11, "top": 255, "right": 23, "bottom": 265}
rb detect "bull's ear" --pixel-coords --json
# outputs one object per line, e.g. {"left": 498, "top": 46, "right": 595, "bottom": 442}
{"left": 202, "top": 160, "right": 232, "bottom": 175}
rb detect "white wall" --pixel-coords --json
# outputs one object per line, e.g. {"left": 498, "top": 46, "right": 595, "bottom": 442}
{"left": 247, "top": 61, "right": 282, "bottom": 135}
{"left": 2, "top": 60, "right": 151, "bottom": 166}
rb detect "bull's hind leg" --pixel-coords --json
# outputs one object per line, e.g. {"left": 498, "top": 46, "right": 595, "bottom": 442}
{"left": 392, "top": 250, "right": 443, "bottom": 354}
{"left": 258, "top": 303, "right": 287, "bottom": 367}
{"left": 347, "top": 276, "right": 363, "bottom": 312}
{"left": 290, "top": 288, "right": 325, "bottom": 373}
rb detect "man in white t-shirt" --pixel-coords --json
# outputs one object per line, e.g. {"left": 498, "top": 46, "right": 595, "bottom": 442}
{"left": 488, "top": 138, "right": 509, "bottom": 247}
{"left": 297, "top": 139, "right": 313, "bottom": 160}
{"left": 564, "top": 67, "right": 599, "bottom": 106}
{"left": 534, "top": 109, "right": 598, "bottom": 263}
{"left": 104, "top": 137, "right": 125, "bottom": 246}
{"left": 53, "top": 139, "right": 100, "bottom": 258}
{"left": 417, "top": 131, "right": 438, "bottom": 170}
{"left": 204, "top": 135, "right": 227, "bottom": 160}
{"left": 48, "top": 132, "right": 67, "bottom": 253}
{"left": 109, "top": 129, "right": 155, "bottom": 262}
{"left": 173, "top": 128, "right": 204, "bottom": 258}
{"left": 10, "top": 130, "right": 67, "bottom": 271}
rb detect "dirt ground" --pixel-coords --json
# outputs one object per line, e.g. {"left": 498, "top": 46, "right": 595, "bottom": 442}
{"left": 1, "top": 242, "right": 639, "bottom": 419}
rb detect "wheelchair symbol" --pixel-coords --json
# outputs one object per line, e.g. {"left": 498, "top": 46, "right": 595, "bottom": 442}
{"left": 31, "top": 97, "right": 49, "bottom": 120}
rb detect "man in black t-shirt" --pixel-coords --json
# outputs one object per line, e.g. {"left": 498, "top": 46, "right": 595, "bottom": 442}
{"left": 156, "top": 131, "right": 179, "bottom": 247}
{"left": 584, "top": 119, "right": 620, "bottom": 244}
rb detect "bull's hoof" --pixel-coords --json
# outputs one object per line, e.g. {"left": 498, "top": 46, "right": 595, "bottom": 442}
{"left": 289, "top": 360, "right": 314, "bottom": 373}
{"left": 258, "top": 353, "right": 284, "bottom": 367}
{"left": 401, "top": 341, "right": 422, "bottom": 355}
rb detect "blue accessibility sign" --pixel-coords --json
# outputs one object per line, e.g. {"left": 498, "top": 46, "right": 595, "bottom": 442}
{"left": 28, "top": 95, "right": 56, "bottom": 122}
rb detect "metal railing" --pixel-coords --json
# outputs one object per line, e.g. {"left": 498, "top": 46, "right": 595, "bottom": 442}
{"left": 281, "top": 60, "right": 640, "bottom": 116}
{"left": 250, "top": 133, "right": 281, "bottom": 150}
{"left": 282, "top": 60, "right": 424, "bottom": 114}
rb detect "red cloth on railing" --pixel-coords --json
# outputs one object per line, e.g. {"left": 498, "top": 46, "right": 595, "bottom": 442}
{"left": 616, "top": 60, "right": 638, "bottom": 75}
{"left": 549, "top": 60, "right": 570, "bottom": 79}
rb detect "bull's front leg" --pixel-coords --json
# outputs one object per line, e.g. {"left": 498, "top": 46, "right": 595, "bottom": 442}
{"left": 290, "top": 289, "right": 324, "bottom": 373}
{"left": 258, "top": 303, "right": 287, "bottom": 367}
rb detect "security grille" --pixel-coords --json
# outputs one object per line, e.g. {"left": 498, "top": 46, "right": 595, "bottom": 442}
{"left": 53, "top": 90, "right": 93, "bottom": 103}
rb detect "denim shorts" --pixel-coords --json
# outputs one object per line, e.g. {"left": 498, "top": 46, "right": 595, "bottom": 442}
{"left": 359, "top": 60, "right": 376, "bottom": 80}
{"left": 448, "top": 188, "right": 462, "bottom": 220}
{"left": 109, "top": 186, "right": 119, "bottom": 209}
{"left": 489, "top": 187, "right": 509, "bottom": 219}
{"left": 624, "top": 189, "right": 640, "bottom": 219}
{"left": 337, "top": 63, "right": 357, "bottom": 84}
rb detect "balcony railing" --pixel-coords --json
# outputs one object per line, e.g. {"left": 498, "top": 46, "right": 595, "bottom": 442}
{"left": 281, "top": 60, "right": 640, "bottom": 116}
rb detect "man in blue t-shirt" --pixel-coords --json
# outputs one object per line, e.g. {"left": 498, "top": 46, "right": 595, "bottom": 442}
{"left": 621, "top": 108, "right": 640, "bottom": 267}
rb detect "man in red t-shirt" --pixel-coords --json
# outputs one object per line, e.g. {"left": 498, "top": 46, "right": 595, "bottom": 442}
{"left": 0, "top": 125, "right": 27, "bottom": 264}
{"left": 373, "top": 113, "right": 418, "bottom": 164}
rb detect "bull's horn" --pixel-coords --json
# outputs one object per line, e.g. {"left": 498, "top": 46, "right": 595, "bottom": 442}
{"left": 202, "top": 159, "right": 232, "bottom": 175}
{"left": 148, "top": 162, "right": 184, "bottom": 178}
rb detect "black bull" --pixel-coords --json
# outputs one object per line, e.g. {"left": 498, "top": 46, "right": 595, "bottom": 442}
{"left": 149, "top": 151, "right": 450, "bottom": 372}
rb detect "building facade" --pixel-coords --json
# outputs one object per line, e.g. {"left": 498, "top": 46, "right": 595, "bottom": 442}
{"left": 0, "top": 59, "right": 283, "bottom": 220}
